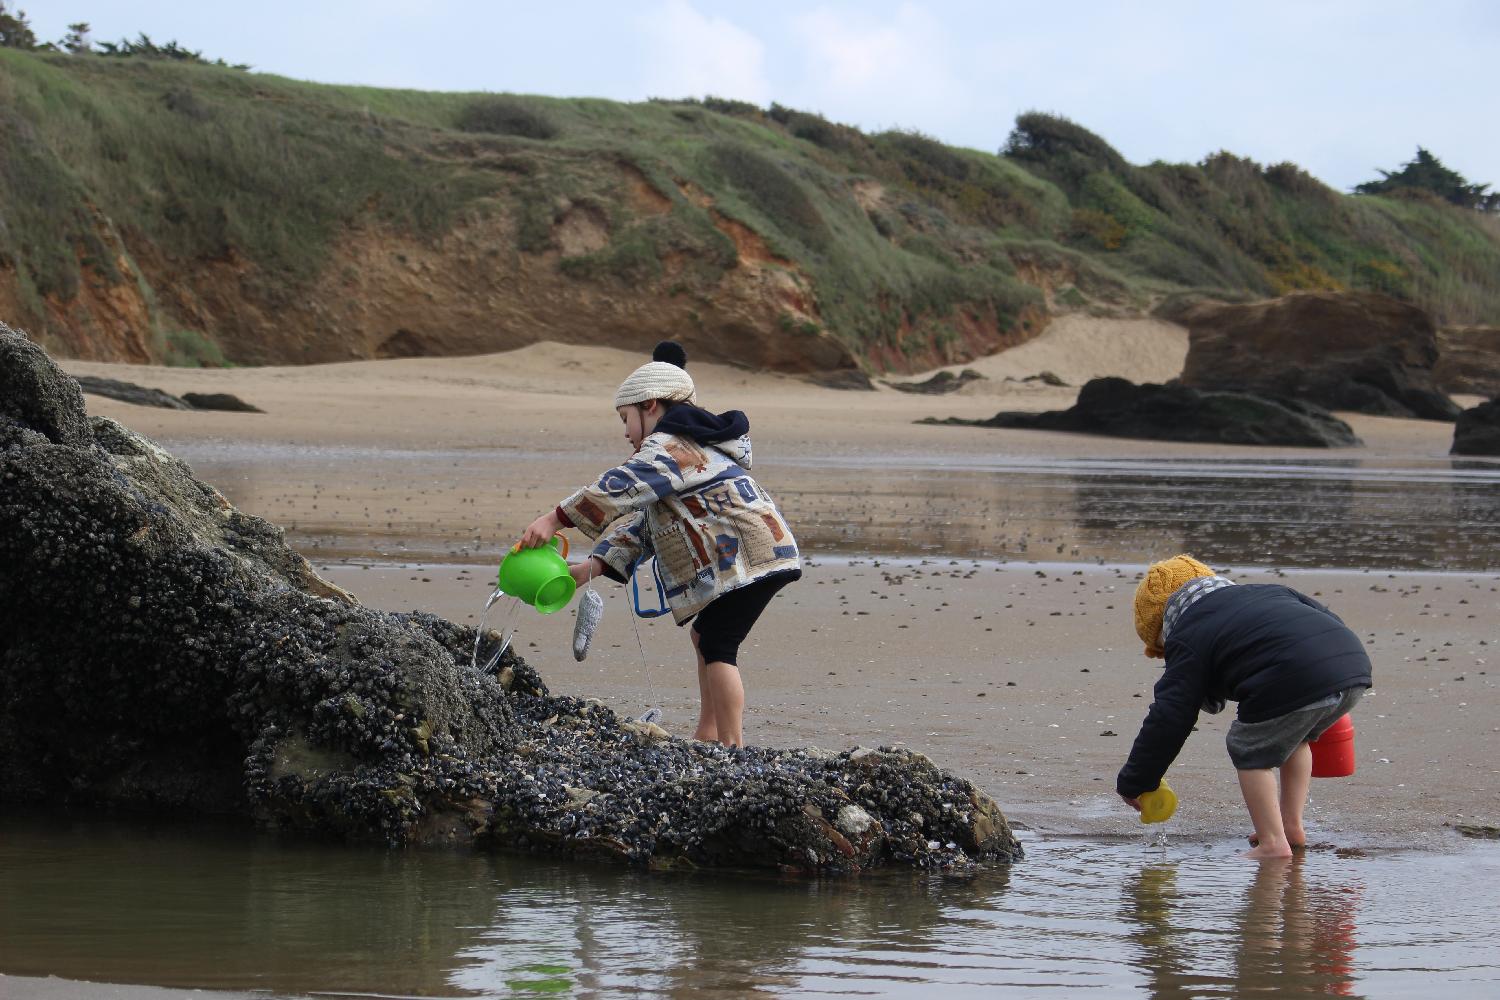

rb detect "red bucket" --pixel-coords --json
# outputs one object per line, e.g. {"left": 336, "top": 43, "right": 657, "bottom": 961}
{"left": 1310, "top": 714, "right": 1355, "bottom": 778}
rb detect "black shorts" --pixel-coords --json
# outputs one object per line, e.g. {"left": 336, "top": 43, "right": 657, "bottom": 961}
{"left": 690, "top": 570, "right": 800, "bottom": 666}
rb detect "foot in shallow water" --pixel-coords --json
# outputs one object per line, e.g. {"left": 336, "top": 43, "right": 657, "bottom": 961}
{"left": 1247, "top": 832, "right": 1307, "bottom": 849}
{"left": 1245, "top": 840, "right": 1296, "bottom": 860}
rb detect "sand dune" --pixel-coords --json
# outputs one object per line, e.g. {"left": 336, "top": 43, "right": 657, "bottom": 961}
{"left": 941, "top": 314, "right": 1190, "bottom": 393}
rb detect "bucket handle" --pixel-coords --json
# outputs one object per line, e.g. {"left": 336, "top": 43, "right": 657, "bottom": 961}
{"left": 630, "top": 557, "right": 670, "bottom": 618}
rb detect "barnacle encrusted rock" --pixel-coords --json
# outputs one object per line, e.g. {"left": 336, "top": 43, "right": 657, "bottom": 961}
{"left": 0, "top": 323, "right": 1021, "bottom": 872}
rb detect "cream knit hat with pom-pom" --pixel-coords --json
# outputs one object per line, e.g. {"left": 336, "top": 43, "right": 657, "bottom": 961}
{"left": 613, "top": 361, "right": 697, "bottom": 408}
{"left": 1133, "top": 554, "right": 1214, "bottom": 657}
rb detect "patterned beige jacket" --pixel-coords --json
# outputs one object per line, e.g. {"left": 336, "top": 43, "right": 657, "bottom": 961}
{"left": 558, "top": 429, "right": 800, "bottom": 624}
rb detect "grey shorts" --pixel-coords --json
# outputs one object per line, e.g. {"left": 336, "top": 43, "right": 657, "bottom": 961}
{"left": 1226, "top": 686, "right": 1367, "bottom": 770}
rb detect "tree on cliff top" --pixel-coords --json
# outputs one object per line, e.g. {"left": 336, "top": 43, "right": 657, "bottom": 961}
{"left": 95, "top": 32, "right": 250, "bottom": 69}
{"left": 1356, "top": 147, "right": 1498, "bottom": 213}
{"left": 63, "top": 21, "right": 91, "bottom": 54}
{"left": 0, "top": 2, "right": 37, "bottom": 48}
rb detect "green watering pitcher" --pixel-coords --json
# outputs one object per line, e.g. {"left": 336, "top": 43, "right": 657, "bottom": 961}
{"left": 498, "top": 535, "right": 576, "bottom": 614}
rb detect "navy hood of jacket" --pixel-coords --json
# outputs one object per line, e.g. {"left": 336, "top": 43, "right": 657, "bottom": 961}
{"left": 655, "top": 403, "right": 749, "bottom": 445}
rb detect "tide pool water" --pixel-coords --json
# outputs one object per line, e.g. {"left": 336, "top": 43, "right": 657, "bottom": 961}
{"left": 168, "top": 444, "right": 1500, "bottom": 571}
{"left": 2, "top": 815, "right": 1497, "bottom": 997}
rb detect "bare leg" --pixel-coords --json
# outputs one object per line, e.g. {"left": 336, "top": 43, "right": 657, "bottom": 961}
{"left": 1248, "top": 744, "right": 1313, "bottom": 848}
{"left": 690, "top": 629, "right": 717, "bottom": 742}
{"left": 1278, "top": 742, "right": 1312, "bottom": 848}
{"left": 703, "top": 660, "right": 744, "bottom": 747}
{"left": 1239, "top": 767, "right": 1295, "bottom": 859}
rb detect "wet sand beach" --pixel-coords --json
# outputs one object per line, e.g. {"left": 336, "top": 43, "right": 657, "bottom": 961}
{"left": 55, "top": 318, "right": 1500, "bottom": 849}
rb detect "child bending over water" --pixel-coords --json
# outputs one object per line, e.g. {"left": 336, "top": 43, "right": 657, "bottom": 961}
{"left": 1118, "top": 555, "right": 1372, "bottom": 859}
{"left": 519, "top": 342, "right": 801, "bottom": 747}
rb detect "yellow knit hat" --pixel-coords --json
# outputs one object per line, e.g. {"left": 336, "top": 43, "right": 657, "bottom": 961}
{"left": 1133, "top": 554, "right": 1214, "bottom": 657}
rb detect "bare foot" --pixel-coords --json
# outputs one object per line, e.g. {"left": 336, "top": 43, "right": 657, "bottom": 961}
{"left": 1245, "top": 842, "right": 1295, "bottom": 860}
{"left": 1248, "top": 834, "right": 1307, "bottom": 849}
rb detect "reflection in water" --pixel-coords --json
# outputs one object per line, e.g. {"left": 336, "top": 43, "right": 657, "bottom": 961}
{"left": 1070, "top": 470, "right": 1365, "bottom": 567}
{"left": 1125, "top": 865, "right": 1197, "bottom": 999}
{"left": 1125, "top": 858, "right": 1364, "bottom": 998}
{"left": 455, "top": 866, "right": 1016, "bottom": 997}
{"left": 172, "top": 444, "right": 1500, "bottom": 572}
{"left": 6, "top": 816, "right": 1499, "bottom": 997}
{"left": 0, "top": 816, "right": 501, "bottom": 996}
{"left": 1070, "top": 462, "right": 1499, "bottom": 571}
{"left": 1234, "top": 860, "right": 1362, "bottom": 997}
{"left": 788, "top": 457, "right": 1500, "bottom": 570}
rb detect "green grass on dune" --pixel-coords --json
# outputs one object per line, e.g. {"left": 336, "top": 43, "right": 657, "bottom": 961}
{"left": 1002, "top": 113, "right": 1500, "bottom": 320}
{"left": 1, "top": 50, "right": 500, "bottom": 313}
{"left": 2, "top": 49, "right": 1497, "bottom": 368}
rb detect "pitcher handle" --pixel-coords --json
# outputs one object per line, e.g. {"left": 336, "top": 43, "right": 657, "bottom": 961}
{"left": 510, "top": 533, "right": 570, "bottom": 557}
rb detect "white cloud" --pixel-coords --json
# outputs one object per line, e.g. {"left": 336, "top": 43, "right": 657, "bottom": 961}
{"left": 637, "top": 0, "right": 770, "bottom": 103}
{"left": 790, "top": 3, "right": 967, "bottom": 134}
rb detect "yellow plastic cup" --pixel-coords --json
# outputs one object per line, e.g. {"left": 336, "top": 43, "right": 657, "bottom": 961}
{"left": 498, "top": 535, "right": 575, "bottom": 614}
{"left": 1139, "top": 781, "right": 1177, "bottom": 824}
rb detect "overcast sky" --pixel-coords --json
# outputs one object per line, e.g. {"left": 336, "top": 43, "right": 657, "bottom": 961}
{"left": 27, "top": 1, "right": 1499, "bottom": 192}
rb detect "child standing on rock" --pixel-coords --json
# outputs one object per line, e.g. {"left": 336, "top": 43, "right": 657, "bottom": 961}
{"left": 1118, "top": 555, "right": 1373, "bottom": 859}
{"left": 519, "top": 342, "right": 801, "bottom": 747}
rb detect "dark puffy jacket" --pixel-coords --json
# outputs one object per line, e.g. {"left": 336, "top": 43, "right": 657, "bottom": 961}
{"left": 1117, "top": 584, "right": 1373, "bottom": 798}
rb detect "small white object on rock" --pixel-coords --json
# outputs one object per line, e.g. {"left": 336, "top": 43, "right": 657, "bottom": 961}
{"left": 836, "top": 804, "right": 874, "bottom": 836}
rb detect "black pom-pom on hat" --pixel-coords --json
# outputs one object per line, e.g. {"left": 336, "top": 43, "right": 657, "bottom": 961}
{"left": 652, "top": 340, "right": 688, "bottom": 369}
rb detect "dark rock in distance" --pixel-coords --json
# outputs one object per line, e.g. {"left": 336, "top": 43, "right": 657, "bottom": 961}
{"left": 885, "top": 369, "right": 986, "bottom": 395}
{"left": 0, "top": 322, "right": 1020, "bottom": 873}
{"left": 1450, "top": 822, "right": 1500, "bottom": 840}
{"left": 182, "top": 391, "right": 264, "bottom": 413}
{"left": 921, "top": 376, "right": 1361, "bottom": 448}
{"left": 71, "top": 376, "right": 263, "bottom": 414}
{"left": 74, "top": 375, "right": 193, "bottom": 410}
{"left": 1177, "top": 291, "right": 1460, "bottom": 421}
{"left": 810, "top": 370, "right": 877, "bottom": 391}
{"left": 1451, "top": 397, "right": 1500, "bottom": 456}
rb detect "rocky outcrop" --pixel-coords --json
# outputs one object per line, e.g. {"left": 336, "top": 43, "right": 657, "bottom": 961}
{"left": 74, "top": 376, "right": 263, "bottom": 413}
{"left": 1451, "top": 398, "right": 1500, "bottom": 456}
{"left": 809, "top": 370, "right": 876, "bottom": 391}
{"left": 182, "top": 392, "right": 264, "bottom": 413}
{"left": 1178, "top": 292, "right": 1461, "bottom": 421}
{"left": 1435, "top": 326, "right": 1500, "bottom": 398}
{"left": 74, "top": 375, "right": 194, "bottom": 409}
{"left": 884, "top": 369, "right": 987, "bottom": 394}
{"left": 0, "top": 323, "right": 1019, "bottom": 872}
{"left": 921, "top": 376, "right": 1360, "bottom": 447}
